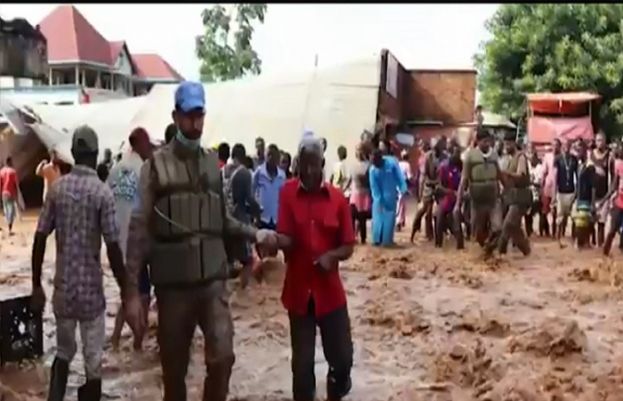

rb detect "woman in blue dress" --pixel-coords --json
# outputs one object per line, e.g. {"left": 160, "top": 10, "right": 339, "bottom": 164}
{"left": 369, "top": 148, "right": 408, "bottom": 246}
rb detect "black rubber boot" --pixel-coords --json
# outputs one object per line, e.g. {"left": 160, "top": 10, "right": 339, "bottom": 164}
{"left": 326, "top": 366, "right": 352, "bottom": 401}
{"left": 78, "top": 379, "right": 102, "bottom": 401}
{"left": 47, "top": 358, "right": 70, "bottom": 401}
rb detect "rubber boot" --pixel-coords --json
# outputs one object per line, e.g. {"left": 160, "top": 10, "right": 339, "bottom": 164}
{"left": 327, "top": 366, "right": 352, "bottom": 401}
{"left": 78, "top": 379, "right": 102, "bottom": 401}
{"left": 47, "top": 358, "right": 69, "bottom": 401}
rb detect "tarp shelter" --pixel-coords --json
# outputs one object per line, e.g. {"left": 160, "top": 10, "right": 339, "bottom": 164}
{"left": 131, "top": 55, "right": 381, "bottom": 169}
{"left": 1, "top": 95, "right": 147, "bottom": 206}
{"left": 526, "top": 92, "right": 601, "bottom": 145}
{"left": 1, "top": 55, "right": 383, "bottom": 204}
{"left": 26, "top": 96, "right": 148, "bottom": 161}
{"left": 527, "top": 116, "right": 594, "bottom": 144}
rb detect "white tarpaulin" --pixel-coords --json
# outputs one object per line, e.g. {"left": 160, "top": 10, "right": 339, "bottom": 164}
{"left": 3, "top": 55, "right": 382, "bottom": 169}
{"left": 131, "top": 55, "right": 381, "bottom": 168}
{"left": 25, "top": 96, "right": 147, "bottom": 161}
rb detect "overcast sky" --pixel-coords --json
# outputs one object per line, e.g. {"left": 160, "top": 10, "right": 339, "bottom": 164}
{"left": 1, "top": 3, "right": 499, "bottom": 81}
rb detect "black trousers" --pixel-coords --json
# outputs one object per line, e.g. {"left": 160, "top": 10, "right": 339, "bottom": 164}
{"left": 434, "top": 209, "right": 464, "bottom": 249}
{"left": 289, "top": 299, "right": 353, "bottom": 401}
{"left": 350, "top": 205, "right": 370, "bottom": 244}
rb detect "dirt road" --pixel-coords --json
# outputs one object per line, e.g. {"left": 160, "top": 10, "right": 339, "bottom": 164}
{"left": 1, "top": 211, "right": 622, "bottom": 401}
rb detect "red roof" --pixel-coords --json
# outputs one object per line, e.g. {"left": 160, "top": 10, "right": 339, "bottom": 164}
{"left": 38, "top": 4, "right": 112, "bottom": 65}
{"left": 108, "top": 40, "right": 126, "bottom": 64}
{"left": 132, "top": 54, "right": 184, "bottom": 81}
{"left": 37, "top": 5, "right": 182, "bottom": 81}
{"left": 526, "top": 92, "right": 602, "bottom": 103}
{"left": 527, "top": 92, "right": 602, "bottom": 116}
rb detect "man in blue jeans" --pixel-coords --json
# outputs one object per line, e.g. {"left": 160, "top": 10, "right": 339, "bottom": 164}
{"left": 253, "top": 144, "right": 286, "bottom": 259}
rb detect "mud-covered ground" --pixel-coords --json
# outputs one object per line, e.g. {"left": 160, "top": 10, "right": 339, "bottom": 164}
{"left": 1, "top": 208, "right": 622, "bottom": 401}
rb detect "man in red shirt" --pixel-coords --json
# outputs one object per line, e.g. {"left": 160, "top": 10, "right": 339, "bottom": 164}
{"left": 0, "top": 157, "right": 20, "bottom": 235}
{"left": 275, "top": 135, "right": 355, "bottom": 401}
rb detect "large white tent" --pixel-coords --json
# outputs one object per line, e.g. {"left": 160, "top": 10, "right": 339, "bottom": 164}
{"left": 2, "top": 54, "right": 382, "bottom": 170}
{"left": 130, "top": 55, "right": 381, "bottom": 167}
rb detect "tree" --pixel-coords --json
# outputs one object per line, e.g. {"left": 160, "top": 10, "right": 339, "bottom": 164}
{"left": 475, "top": 4, "right": 623, "bottom": 137}
{"left": 196, "top": 4, "right": 267, "bottom": 83}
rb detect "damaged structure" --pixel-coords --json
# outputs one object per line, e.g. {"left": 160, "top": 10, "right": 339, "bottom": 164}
{"left": 0, "top": 16, "right": 48, "bottom": 88}
{"left": 1, "top": 48, "right": 479, "bottom": 206}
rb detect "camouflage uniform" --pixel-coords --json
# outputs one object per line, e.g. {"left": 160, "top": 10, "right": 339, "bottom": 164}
{"left": 126, "top": 139, "right": 256, "bottom": 401}
{"left": 498, "top": 151, "right": 531, "bottom": 255}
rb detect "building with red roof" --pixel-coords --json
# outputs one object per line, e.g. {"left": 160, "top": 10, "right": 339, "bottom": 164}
{"left": 2, "top": 4, "right": 183, "bottom": 104}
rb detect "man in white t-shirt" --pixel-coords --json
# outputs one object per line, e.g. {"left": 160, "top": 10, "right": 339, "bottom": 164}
{"left": 330, "top": 145, "right": 352, "bottom": 197}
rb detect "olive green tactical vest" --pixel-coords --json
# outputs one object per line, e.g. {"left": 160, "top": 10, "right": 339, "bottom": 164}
{"left": 467, "top": 148, "right": 499, "bottom": 207}
{"left": 148, "top": 145, "right": 228, "bottom": 286}
{"left": 503, "top": 152, "right": 532, "bottom": 207}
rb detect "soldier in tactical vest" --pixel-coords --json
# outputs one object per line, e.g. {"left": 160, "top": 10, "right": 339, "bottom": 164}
{"left": 497, "top": 132, "right": 532, "bottom": 256}
{"left": 455, "top": 128, "right": 504, "bottom": 257}
{"left": 125, "top": 81, "right": 277, "bottom": 401}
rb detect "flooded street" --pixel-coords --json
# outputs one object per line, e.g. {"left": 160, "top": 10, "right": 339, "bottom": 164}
{"left": 1, "top": 209, "right": 622, "bottom": 401}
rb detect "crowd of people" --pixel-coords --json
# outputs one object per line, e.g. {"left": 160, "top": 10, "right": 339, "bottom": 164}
{"left": 0, "top": 80, "right": 620, "bottom": 401}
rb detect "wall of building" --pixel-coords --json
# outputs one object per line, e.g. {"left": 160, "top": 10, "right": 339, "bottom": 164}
{"left": 406, "top": 70, "right": 477, "bottom": 124}
{"left": 1, "top": 86, "right": 80, "bottom": 105}
{"left": 0, "top": 76, "right": 44, "bottom": 89}
{"left": 114, "top": 48, "right": 133, "bottom": 76}
{"left": 0, "top": 85, "right": 128, "bottom": 105}
{"left": 0, "top": 27, "right": 48, "bottom": 80}
{"left": 376, "top": 49, "right": 411, "bottom": 137}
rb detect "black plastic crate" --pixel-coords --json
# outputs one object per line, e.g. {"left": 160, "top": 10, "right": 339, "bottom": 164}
{"left": 0, "top": 295, "right": 43, "bottom": 366}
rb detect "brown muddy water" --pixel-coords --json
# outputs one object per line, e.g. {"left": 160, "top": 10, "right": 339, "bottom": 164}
{"left": 1, "top": 210, "right": 622, "bottom": 401}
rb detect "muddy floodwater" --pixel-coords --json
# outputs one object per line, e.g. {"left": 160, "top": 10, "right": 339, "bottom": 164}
{"left": 1, "top": 210, "right": 622, "bottom": 401}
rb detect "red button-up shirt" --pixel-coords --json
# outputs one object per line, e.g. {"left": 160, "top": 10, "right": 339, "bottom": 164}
{"left": 277, "top": 179, "right": 355, "bottom": 318}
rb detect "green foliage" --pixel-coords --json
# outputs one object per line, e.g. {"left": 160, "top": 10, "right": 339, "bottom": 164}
{"left": 475, "top": 4, "right": 623, "bottom": 137}
{"left": 196, "top": 4, "right": 267, "bottom": 83}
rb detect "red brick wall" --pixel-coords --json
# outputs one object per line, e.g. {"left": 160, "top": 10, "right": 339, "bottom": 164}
{"left": 406, "top": 70, "right": 477, "bottom": 124}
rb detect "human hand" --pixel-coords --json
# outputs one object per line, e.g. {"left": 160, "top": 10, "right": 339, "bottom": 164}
{"left": 31, "top": 286, "right": 46, "bottom": 313}
{"left": 315, "top": 252, "right": 337, "bottom": 272}
{"left": 256, "top": 229, "right": 278, "bottom": 255}
{"left": 122, "top": 292, "right": 145, "bottom": 341}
